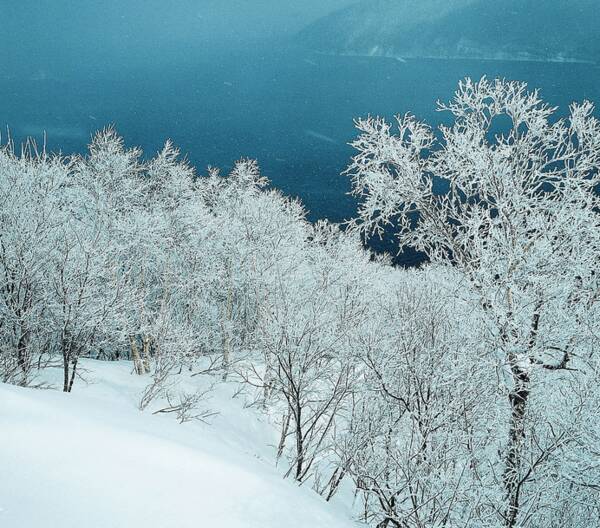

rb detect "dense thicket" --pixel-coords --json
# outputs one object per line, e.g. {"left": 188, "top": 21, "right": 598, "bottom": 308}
{"left": 1, "top": 79, "right": 598, "bottom": 527}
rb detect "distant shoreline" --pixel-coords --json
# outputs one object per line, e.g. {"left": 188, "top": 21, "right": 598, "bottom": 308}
{"left": 314, "top": 49, "right": 598, "bottom": 66}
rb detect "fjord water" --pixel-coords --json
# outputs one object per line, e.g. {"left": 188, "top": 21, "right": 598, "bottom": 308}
{"left": 1, "top": 46, "right": 598, "bottom": 260}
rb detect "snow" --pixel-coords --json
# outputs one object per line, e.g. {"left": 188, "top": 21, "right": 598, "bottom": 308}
{"left": 0, "top": 360, "right": 356, "bottom": 528}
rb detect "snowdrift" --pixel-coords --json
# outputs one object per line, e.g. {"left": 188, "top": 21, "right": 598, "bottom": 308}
{"left": 0, "top": 360, "right": 354, "bottom": 528}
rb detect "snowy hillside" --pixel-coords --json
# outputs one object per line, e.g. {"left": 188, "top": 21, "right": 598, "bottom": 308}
{"left": 0, "top": 360, "right": 355, "bottom": 528}
{"left": 299, "top": 0, "right": 600, "bottom": 63}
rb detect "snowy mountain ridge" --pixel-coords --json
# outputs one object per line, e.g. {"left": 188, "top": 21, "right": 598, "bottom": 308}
{"left": 299, "top": 0, "right": 600, "bottom": 64}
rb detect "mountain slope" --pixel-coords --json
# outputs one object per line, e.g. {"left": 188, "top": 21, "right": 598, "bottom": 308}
{"left": 0, "top": 361, "right": 354, "bottom": 528}
{"left": 299, "top": 0, "right": 600, "bottom": 63}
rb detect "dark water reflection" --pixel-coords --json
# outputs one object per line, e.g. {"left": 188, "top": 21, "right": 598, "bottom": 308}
{"left": 1, "top": 46, "right": 598, "bottom": 264}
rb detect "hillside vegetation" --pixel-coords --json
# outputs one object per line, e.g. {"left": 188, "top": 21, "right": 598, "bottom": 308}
{"left": 2, "top": 78, "right": 599, "bottom": 527}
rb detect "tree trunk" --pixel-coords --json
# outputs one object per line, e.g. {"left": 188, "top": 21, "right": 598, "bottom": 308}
{"left": 62, "top": 350, "right": 70, "bottom": 392}
{"left": 325, "top": 467, "right": 346, "bottom": 502}
{"left": 294, "top": 402, "right": 304, "bottom": 481}
{"left": 221, "top": 275, "right": 234, "bottom": 380}
{"left": 67, "top": 357, "right": 78, "bottom": 392}
{"left": 16, "top": 328, "right": 29, "bottom": 385}
{"left": 142, "top": 335, "right": 151, "bottom": 373}
{"left": 277, "top": 412, "right": 291, "bottom": 462}
{"left": 130, "top": 335, "right": 145, "bottom": 375}
{"left": 262, "top": 353, "right": 273, "bottom": 408}
{"left": 503, "top": 361, "right": 530, "bottom": 528}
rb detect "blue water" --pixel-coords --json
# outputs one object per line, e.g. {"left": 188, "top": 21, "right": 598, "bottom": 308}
{"left": 2, "top": 46, "right": 598, "bottom": 263}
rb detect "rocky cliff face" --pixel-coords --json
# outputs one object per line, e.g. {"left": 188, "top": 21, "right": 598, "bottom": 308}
{"left": 299, "top": 0, "right": 599, "bottom": 64}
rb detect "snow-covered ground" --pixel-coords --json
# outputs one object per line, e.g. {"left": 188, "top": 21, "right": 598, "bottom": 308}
{"left": 0, "top": 360, "right": 356, "bottom": 528}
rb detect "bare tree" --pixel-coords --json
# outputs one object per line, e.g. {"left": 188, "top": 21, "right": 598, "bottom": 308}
{"left": 336, "top": 268, "right": 498, "bottom": 527}
{"left": 347, "top": 77, "right": 600, "bottom": 527}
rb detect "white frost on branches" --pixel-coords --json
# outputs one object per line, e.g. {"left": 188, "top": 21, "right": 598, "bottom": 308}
{"left": 1, "top": 78, "right": 599, "bottom": 528}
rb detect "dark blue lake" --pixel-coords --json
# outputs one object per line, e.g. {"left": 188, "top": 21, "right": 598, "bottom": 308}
{"left": 2, "top": 46, "right": 598, "bottom": 262}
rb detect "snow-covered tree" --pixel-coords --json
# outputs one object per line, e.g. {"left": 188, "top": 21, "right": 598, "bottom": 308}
{"left": 337, "top": 267, "right": 502, "bottom": 526}
{"left": 0, "top": 144, "right": 66, "bottom": 384}
{"left": 2, "top": 80, "right": 598, "bottom": 527}
{"left": 347, "top": 77, "right": 600, "bottom": 527}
